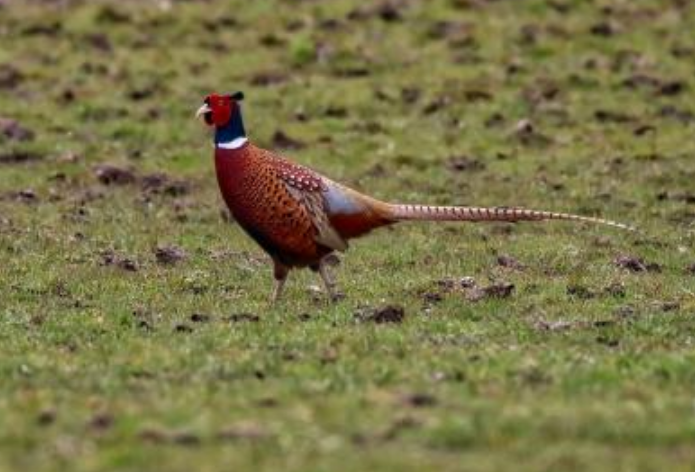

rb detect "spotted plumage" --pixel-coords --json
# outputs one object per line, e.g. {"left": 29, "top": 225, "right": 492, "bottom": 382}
{"left": 273, "top": 155, "right": 326, "bottom": 193}
{"left": 197, "top": 93, "right": 635, "bottom": 302}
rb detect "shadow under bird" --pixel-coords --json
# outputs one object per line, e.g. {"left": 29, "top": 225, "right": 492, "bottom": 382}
{"left": 197, "top": 92, "right": 633, "bottom": 303}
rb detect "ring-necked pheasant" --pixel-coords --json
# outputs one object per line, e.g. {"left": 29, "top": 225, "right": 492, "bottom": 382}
{"left": 197, "top": 92, "right": 633, "bottom": 302}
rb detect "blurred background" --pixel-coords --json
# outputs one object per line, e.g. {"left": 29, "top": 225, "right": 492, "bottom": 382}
{"left": 1, "top": 1, "right": 694, "bottom": 471}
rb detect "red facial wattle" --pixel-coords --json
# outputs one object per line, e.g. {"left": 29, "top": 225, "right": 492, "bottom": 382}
{"left": 205, "top": 94, "right": 233, "bottom": 127}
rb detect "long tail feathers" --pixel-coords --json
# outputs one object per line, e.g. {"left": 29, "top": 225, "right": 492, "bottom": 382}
{"left": 387, "top": 204, "right": 636, "bottom": 232}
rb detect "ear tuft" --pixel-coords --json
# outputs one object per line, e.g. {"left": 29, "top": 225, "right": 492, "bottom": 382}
{"left": 230, "top": 91, "right": 244, "bottom": 101}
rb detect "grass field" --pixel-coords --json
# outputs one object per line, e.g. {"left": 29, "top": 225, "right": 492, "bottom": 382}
{"left": 1, "top": 0, "right": 694, "bottom": 470}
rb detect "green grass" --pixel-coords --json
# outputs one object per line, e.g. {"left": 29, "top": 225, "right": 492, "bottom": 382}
{"left": 1, "top": 0, "right": 694, "bottom": 470}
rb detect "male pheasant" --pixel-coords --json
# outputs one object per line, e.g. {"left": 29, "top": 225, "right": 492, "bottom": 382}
{"left": 197, "top": 92, "right": 633, "bottom": 302}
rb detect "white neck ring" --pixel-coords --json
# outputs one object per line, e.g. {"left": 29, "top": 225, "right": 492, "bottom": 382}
{"left": 217, "top": 137, "right": 248, "bottom": 149}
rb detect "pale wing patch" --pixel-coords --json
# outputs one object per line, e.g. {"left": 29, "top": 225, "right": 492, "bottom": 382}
{"left": 322, "top": 180, "right": 365, "bottom": 215}
{"left": 286, "top": 186, "right": 349, "bottom": 252}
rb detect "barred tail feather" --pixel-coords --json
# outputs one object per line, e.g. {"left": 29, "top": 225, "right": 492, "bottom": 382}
{"left": 388, "top": 204, "right": 636, "bottom": 231}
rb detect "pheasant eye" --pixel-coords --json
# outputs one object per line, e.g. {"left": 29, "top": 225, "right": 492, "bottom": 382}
{"left": 203, "top": 98, "right": 213, "bottom": 124}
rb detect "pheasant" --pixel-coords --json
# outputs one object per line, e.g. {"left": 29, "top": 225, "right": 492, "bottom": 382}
{"left": 196, "top": 92, "right": 633, "bottom": 302}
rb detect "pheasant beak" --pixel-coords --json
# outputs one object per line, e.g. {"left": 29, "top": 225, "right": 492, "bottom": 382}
{"left": 195, "top": 104, "right": 211, "bottom": 118}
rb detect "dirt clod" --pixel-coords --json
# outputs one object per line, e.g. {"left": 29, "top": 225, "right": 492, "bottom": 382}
{"left": 594, "top": 109, "right": 635, "bottom": 123}
{"left": 0, "top": 117, "right": 35, "bottom": 141}
{"left": 566, "top": 284, "right": 595, "bottom": 299}
{"left": 0, "top": 65, "right": 24, "bottom": 89}
{"left": 513, "top": 119, "right": 552, "bottom": 146}
{"left": 377, "top": 2, "right": 403, "bottom": 22}
{"left": 659, "top": 105, "right": 694, "bottom": 123}
{"left": 596, "top": 336, "right": 620, "bottom": 347}
{"left": 86, "top": 33, "right": 113, "bottom": 52}
{"left": 658, "top": 81, "right": 686, "bottom": 96}
{"left": 633, "top": 124, "right": 656, "bottom": 136}
{"left": 22, "top": 21, "right": 62, "bottom": 37}
{"left": 447, "top": 155, "right": 486, "bottom": 172}
{"left": 614, "top": 255, "right": 661, "bottom": 273}
{"left": 139, "top": 428, "right": 168, "bottom": 444}
{"left": 174, "top": 323, "right": 193, "bottom": 333}
{"left": 614, "top": 305, "right": 636, "bottom": 318}
{"left": 402, "top": 393, "right": 437, "bottom": 408}
{"left": 422, "top": 291, "right": 443, "bottom": 305}
{"left": 437, "top": 277, "right": 476, "bottom": 292}
{"left": 12, "top": 189, "right": 38, "bottom": 203}
{"left": 355, "top": 305, "right": 405, "bottom": 324}
{"left": 88, "top": 412, "right": 114, "bottom": 431}
{"left": 465, "top": 89, "right": 492, "bottom": 102}
{"left": 171, "top": 430, "right": 201, "bottom": 446}
{"left": 401, "top": 87, "right": 421, "bottom": 104}
{"left": 660, "top": 301, "right": 680, "bottom": 312}
{"left": 257, "top": 397, "right": 278, "bottom": 408}
{"left": 604, "top": 282, "right": 626, "bottom": 298}
{"left": 190, "top": 313, "right": 210, "bottom": 323}
{"left": 94, "top": 164, "right": 136, "bottom": 186}
{"left": 466, "top": 282, "right": 514, "bottom": 302}
{"left": 590, "top": 21, "right": 617, "bottom": 37}
{"left": 422, "top": 96, "right": 450, "bottom": 115}
{"left": 323, "top": 106, "right": 348, "bottom": 118}
{"left": 497, "top": 254, "right": 525, "bottom": 270}
{"left": 138, "top": 320, "right": 153, "bottom": 331}
{"left": 37, "top": 409, "right": 57, "bottom": 426}
{"left": 227, "top": 313, "right": 260, "bottom": 323}
{"left": 99, "top": 250, "right": 139, "bottom": 272}
{"left": 140, "top": 173, "right": 190, "bottom": 197}
{"left": 154, "top": 245, "right": 187, "bottom": 265}
{"left": 0, "top": 151, "right": 42, "bottom": 164}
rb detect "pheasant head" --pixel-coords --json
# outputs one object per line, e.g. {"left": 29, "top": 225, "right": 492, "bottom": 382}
{"left": 196, "top": 91, "right": 246, "bottom": 147}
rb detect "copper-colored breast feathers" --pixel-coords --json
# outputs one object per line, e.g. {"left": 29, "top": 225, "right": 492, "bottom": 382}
{"left": 215, "top": 145, "right": 333, "bottom": 266}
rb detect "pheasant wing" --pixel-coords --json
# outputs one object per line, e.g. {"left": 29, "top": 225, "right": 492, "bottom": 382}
{"left": 270, "top": 154, "right": 349, "bottom": 252}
